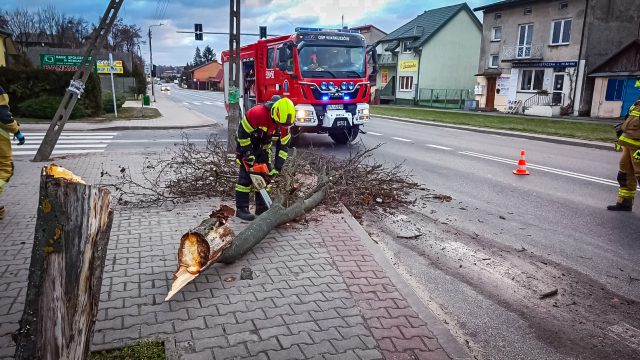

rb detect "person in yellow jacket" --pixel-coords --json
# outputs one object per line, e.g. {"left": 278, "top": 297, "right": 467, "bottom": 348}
{"left": 608, "top": 96, "right": 640, "bottom": 211}
{"left": 0, "top": 85, "right": 25, "bottom": 220}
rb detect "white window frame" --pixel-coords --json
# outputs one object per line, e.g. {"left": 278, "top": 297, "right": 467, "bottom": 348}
{"left": 517, "top": 23, "right": 534, "bottom": 58}
{"left": 401, "top": 40, "right": 413, "bottom": 53}
{"left": 489, "top": 54, "right": 500, "bottom": 68}
{"left": 491, "top": 26, "right": 502, "bottom": 41}
{"left": 519, "top": 69, "right": 545, "bottom": 92}
{"left": 550, "top": 18, "right": 572, "bottom": 46}
{"left": 399, "top": 76, "right": 413, "bottom": 91}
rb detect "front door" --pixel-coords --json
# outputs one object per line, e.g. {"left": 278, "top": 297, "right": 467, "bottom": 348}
{"left": 486, "top": 77, "right": 497, "bottom": 109}
{"left": 621, "top": 78, "right": 640, "bottom": 116}
{"left": 552, "top": 73, "right": 565, "bottom": 105}
{"left": 517, "top": 24, "right": 533, "bottom": 58}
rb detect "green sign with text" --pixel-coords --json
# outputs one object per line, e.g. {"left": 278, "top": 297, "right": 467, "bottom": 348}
{"left": 39, "top": 54, "right": 95, "bottom": 72}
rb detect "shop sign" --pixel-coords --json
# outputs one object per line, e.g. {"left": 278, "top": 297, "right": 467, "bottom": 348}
{"left": 96, "top": 60, "right": 124, "bottom": 74}
{"left": 381, "top": 69, "right": 388, "bottom": 84}
{"left": 497, "top": 76, "right": 510, "bottom": 94}
{"left": 512, "top": 61, "right": 577, "bottom": 68}
{"left": 40, "top": 54, "right": 94, "bottom": 72}
{"left": 399, "top": 60, "right": 418, "bottom": 72}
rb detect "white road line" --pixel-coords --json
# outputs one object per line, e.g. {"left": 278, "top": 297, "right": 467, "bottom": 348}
{"left": 182, "top": 102, "right": 190, "bottom": 105}
{"left": 24, "top": 132, "right": 117, "bottom": 136}
{"left": 426, "top": 144, "right": 452, "bottom": 150}
{"left": 392, "top": 137, "right": 411, "bottom": 142}
{"left": 17, "top": 144, "right": 108, "bottom": 149}
{"left": 203, "top": 101, "right": 213, "bottom": 105}
{"left": 191, "top": 101, "right": 201, "bottom": 105}
{"left": 108, "top": 139, "right": 209, "bottom": 143}
{"left": 13, "top": 149, "right": 105, "bottom": 156}
{"left": 367, "top": 132, "right": 383, "bottom": 136}
{"left": 459, "top": 151, "right": 635, "bottom": 188}
{"left": 27, "top": 136, "right": 115, "bottom": 140}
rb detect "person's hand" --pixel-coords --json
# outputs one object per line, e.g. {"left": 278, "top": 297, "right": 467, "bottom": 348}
{"left": 269, "top": 169, "right": 279, "bottom": 177}
{"left": 15, "top": 131, "right": 25, "bottom": 145}
{"left": 243, "top": 154, "right": 255, "bottom": 166}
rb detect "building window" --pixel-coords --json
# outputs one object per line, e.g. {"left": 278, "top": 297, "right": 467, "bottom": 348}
{"left": 267, "top": 47, "right": 275, "bottom": 68}
{"left": 605, "top": 78, "right": 625, "bottom": 101}
{"left": 520, "top": 69, "right": 545, "bottom": 91}
{"left": 399, "top": 76, "right": 413, "bottom": 91}
{"left": 560, "top": 2, "right": 568, "bottom": 10}
{"left": 550, "top": 19, "right": 572, "bottom": 45}
{"left": 402, "top": 40, "right": 413, "bottom": 53}
{"left": 491, "top": 26, "right": 502, "bottom": 41}
{"left": 489, "top": 54, "right": 500, "bottom": 68}
{"left": 495, "top": 12, "right": 502, "bottom": 20}
{"left": 524, "top": 7, "right": 532, "bottom": 15}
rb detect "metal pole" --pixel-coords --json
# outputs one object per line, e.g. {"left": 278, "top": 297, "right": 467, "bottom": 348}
{"left": 148, "top": 23, "right": 163, "bottom": 102}
{"left": 226, "top": 0, "right": 241, "bottom": 153}
{"left": 109, "top": 53, "right": 118, "bottom": 117}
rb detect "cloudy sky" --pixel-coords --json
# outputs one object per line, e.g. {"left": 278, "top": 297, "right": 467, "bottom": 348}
{"left": 7, "top": 0, "right": 488, "bottom": 65}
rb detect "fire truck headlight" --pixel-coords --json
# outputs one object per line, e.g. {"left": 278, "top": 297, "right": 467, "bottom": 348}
{"left": 328, "top": 82, "right": 335, "bottom": 90}
{"left": 357, "top": 108, "right": 370, "bottom": 121}
{"left": 296, "top": 109, "right": 314, "bottom": 123}
{"left": 349, "top": 82, "right": 355, "bottom": 90}
{"left": 321, "top": 82, "right": 328, "bottom": 90}
{"left": 341, "top": 82, "right": 348, "bottom": 90}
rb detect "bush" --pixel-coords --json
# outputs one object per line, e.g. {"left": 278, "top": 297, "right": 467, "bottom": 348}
{"left": 0, "top": 68, "right": 102, "bottom": 117}
{"left": 18, "top": 96, "right": 88, "bottom": 119}
{"left": 102, "top": 92, "right": 126, "bottom": 113}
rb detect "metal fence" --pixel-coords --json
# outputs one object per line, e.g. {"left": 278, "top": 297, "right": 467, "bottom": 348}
{"left": 99, "top": 76, "right": 138, "bottom": 98}
{"left": 417, "top": 88, "right": 473, "bottom": 109}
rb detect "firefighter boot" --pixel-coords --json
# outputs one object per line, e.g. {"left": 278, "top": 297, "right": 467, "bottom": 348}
{"left": 607, "top": 198, "right": 633, "bottom": 211}
{"left": 0, "top": 206, "right": 4, "bottom": 220}
{"left": 255, "top": 194, "right": 268, "bottom": 216}
{"left": 236, "top": 207, "right": 256, "bottom": 221}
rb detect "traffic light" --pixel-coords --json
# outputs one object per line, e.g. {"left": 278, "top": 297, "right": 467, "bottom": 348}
{"left": 259, "top": 26, "right": 267, "bottom": 39}
{"left": 151, "top": 65, "right": 157, "bottom": 77}
{"left": 195, "top": 23, "right": 203, "bottom": 41}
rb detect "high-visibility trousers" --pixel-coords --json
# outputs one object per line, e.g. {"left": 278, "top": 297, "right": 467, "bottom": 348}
{"left": 0, "top": 128, "right": 13, "bottom": 194}
{"left": 616, "top": 144, "right": 640, "bottom": 202}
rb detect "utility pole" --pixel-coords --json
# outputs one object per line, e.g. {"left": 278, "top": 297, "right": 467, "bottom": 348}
{"left": 227, "top": 0, "right": 241, "bottom": 152}
{"left": 148, "top": 23, "right": 163, "bottom": 102}
{"left": 33, "top": 0, "right": 123, "bottom": 162}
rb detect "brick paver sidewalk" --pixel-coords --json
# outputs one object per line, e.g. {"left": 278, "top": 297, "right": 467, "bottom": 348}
{"left": 0, "top": 152, "right": 469, "bottom": 359}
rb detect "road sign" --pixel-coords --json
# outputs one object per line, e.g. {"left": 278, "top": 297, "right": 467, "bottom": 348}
{"left": 96, "top": 60, "right": 124, "bottom": 74}
{"left": 40, "top": 54, "right": 94, "bottom": 72}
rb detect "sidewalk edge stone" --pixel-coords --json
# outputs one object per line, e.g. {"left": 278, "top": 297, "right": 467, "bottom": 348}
{"left": 339, "top": 205, "right": 472, "bottom": 360}
{"left": 371, "top": 114, "right": 612, "bottom": 151}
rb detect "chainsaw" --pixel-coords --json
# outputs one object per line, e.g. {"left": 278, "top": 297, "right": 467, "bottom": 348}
{"left": 243, "top": 161, "right": 273, "bottom": 208}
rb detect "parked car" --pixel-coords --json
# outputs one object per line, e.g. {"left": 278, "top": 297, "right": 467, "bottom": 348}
{"left": 160, "top": 85, "right": 170, "bottom": 91}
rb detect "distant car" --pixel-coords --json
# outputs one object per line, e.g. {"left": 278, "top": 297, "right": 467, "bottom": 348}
{"left": 173, "top": 80, "right": 179, "bottom": 84}
{"left": 160, "top": 85, "right": 170, "bottom": 91}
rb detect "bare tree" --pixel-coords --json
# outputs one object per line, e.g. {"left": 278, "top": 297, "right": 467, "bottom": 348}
{"left": 5, "top": 8, "right": 38, "bottom": 53}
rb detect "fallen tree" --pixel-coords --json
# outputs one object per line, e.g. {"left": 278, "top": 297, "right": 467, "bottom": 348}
{"left": 104, "top": 136, "right": 422, "bottom": 300}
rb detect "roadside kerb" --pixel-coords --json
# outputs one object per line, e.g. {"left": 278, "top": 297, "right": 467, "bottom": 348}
{"left": 371, "top": 114, "right": 613, "bottom": 151}
{"left": 340, "top": 205, "right": 472, "bottom": 360}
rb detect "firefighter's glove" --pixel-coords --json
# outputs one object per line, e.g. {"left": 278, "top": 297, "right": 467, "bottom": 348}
{"left": 243, "top": 154, "right": 255, "bottom": 166}
{"left": 615, "top": 122, "right": 623, "bottom": 139}
{"left": 14, "top": 131, "right": 25, "bottom": 145}
{"left": 269, "top": 169, "right": 279, "bottom": 177}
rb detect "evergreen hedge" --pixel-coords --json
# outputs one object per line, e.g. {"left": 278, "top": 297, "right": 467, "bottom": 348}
{"left": 0, "top": 68, "right": 102, "bottom": 117}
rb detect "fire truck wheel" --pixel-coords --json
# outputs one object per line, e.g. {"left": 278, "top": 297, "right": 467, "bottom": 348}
{"left": 329, "top": 126, "right": 359, "bottom": 145}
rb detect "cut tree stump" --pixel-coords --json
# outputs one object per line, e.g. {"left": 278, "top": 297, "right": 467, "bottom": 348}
{"left": 165, "top": 173, "right": 328, "bottom": 301}
{"left": 14, "top": 165, "right": 113, "bottom": 360}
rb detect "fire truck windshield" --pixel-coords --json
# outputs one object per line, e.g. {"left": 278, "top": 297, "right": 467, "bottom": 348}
{"left": 299, "top": 46, "right": 365, "bottom": 79}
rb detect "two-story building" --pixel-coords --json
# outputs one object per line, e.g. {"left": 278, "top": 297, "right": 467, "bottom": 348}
{"left": 474, "top": 0, "right": 640, "bottom": 117}
{"left": 375, "top": 3, "right": 482, "bottom": 105}
{"left": 0, "top": 28, "right": 17, "bottom": 67}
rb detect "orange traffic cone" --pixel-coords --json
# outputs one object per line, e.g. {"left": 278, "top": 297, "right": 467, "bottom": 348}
{"left": 513, "top": 150, "right": 530, "bottom": 175}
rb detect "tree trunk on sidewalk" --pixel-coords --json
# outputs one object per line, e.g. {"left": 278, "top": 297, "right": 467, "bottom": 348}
{"left": 14, "top": 165, "right": 113, "bottom": 360}
{"left": 165, "top": 173, "right": 328, "bottom": 301}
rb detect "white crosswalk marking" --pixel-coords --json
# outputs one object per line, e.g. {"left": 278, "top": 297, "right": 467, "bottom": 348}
{"left": 392, "top": 137, "right": 411, "bottom": 142}
{"left": 11, "top": 131, "right": 117, "bottom": 156}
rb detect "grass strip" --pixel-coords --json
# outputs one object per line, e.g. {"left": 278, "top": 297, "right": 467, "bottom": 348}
{"left": 90, "top": 339, "right": 165, "bottom": 360}
{"left": 370, "top": 106, "right": 616, "bottom": 142}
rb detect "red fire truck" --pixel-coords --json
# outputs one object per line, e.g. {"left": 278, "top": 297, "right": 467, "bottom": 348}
{"left": 221, "top": 27, "right": 376, "bottom": 144}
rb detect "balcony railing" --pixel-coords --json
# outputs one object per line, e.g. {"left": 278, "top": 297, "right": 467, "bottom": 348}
{"left": 502, "top": 44, "right": 543, "bottom": 60}
{"left": 377, "top": 53, "right": 397, "bottom": 66}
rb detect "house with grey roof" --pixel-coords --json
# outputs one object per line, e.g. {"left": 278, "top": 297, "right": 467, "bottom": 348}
{"left": 374, "top": 3, "right": 482, "bottom": 105}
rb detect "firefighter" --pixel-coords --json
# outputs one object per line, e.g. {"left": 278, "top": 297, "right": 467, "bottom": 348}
{"left": 0, "top": 85, "right": 26, "bottom": 220}
{"left": 235, "top": 96, "right": 295, "bottom": 221}
{"left": 608, "top": 96, "right": 640, "bottom": 211}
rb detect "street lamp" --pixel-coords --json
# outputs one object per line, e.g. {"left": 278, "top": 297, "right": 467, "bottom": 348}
{"left": 148, "top": 23, "right": 164, "bottom": 102}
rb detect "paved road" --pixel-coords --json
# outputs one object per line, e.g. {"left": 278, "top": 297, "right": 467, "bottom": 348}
{"left": 293, "top": 117, "right": 640, "bottom": 359}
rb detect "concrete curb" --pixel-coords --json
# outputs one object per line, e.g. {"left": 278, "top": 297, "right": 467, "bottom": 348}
{"left": 371, "top": 114, "right": 613, "bottom": 151}
{"left": 340, "top": 205, "right": 472, "bottom": 360}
